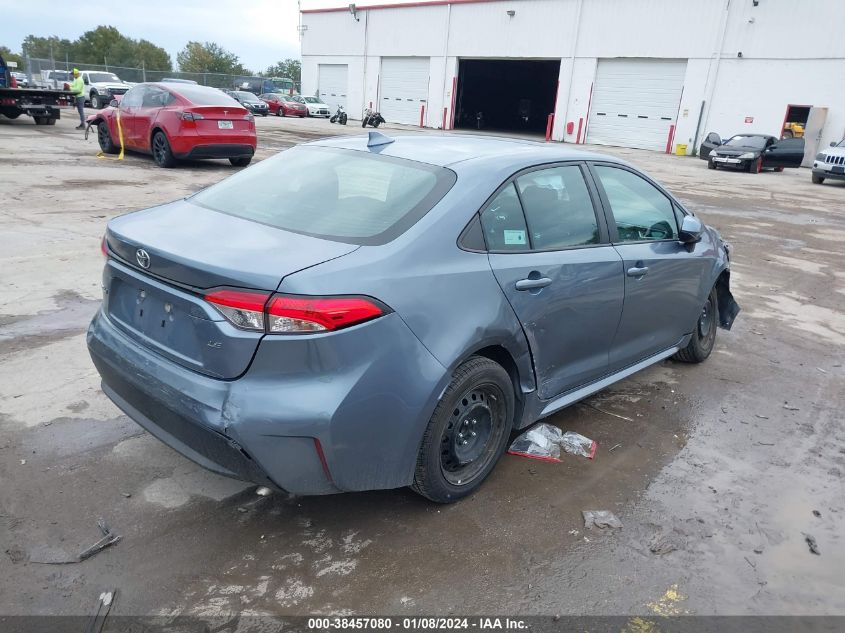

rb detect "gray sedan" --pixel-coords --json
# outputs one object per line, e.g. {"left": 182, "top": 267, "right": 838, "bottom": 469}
{"left": 87, "top": 133, "right": 739, "bottom": 503}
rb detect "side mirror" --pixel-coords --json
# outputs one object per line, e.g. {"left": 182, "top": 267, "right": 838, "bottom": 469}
{"left": 110, "top": 99, "right": 119, "bottom": 108}
{"left": 679, "top": 215, "right": 703, "bottom": 244}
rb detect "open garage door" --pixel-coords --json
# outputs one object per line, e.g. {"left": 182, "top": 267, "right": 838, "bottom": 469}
{"left": 380, "top": 57, "right": 429, "bottom": 125}
{"left": 454, "top": 59, "right": 560, "bottom": 135}
{"left": 586, "top": 59, "right": 686, "bottom": 151}
{"left": 318, "top": 64, "right": 348, "bottom": 113}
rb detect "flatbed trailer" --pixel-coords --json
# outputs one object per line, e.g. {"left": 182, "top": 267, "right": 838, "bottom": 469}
{"left": 1, "top": 54, "right": 73, "bottom": 125}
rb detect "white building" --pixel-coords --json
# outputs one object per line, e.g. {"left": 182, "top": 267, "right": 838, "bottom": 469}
{"left": 300, "top": 0, "right": 845, "bottom": 156}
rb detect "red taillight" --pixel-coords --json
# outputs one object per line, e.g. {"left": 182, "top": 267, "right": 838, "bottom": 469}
{"left": 266, "top": 295, "right": 384, "bottom": 333}
{"left": 180, "top": 111, "right": 205, "bottom": 122}
{"left": 205, "top": 289, "right": 386, "bottom": 334}
{"left": 205, "top": 289, "right": 270, "bottom": 332}
{"left": 100, "top": 235, "right": 108, "bottom": 258}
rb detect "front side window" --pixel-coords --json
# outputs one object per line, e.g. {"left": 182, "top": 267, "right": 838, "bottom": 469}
{"left": 515, "top": 166, "right": 599, "bottom": 250}
{"left": 480, "top": 184, "right": 529, "bottom": 252}
{"left": 594, "top": 166, "right": 678, "bottom": 242}
{"left": 191, "top": 146, "right": 455, "bottom": 245}
{"left": 121, "top": 86, "right": 144, "bottom": 107}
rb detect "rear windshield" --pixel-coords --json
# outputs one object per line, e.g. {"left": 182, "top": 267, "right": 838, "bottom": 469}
{"left": 190, "top": 146, "right": 456, "bottom": 245}
{"left": 171, "top": 84, "right": 239, "bottom": 106}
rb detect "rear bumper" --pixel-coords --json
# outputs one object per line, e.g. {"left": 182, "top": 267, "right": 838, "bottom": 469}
{"left": 176, "top": 143, "right": 255, "bottom": 160}
{"left": 87, "top": 307, "right": 448, "bottom": 495}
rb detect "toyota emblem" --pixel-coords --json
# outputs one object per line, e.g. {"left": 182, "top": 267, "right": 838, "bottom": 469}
{"left": 136, "top": 248, "right": 151, "bottom": 269}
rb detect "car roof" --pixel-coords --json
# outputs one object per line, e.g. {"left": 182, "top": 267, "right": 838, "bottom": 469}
{"left": 308, "top": 134, "right": 622, "bottom": 169}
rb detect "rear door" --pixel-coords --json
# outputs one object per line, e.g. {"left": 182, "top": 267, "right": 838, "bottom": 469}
{"left": 698, "top": 132, "right": 721, "bottom": 160}
{"left": 763, "top": 137, "right": 805, "bottom": 168}
{"left": 590, "top": 163, "right": 708, "bottom": 371}
{"left": 484, "top": 163, "right": 624, "bottom": 399}
{"left": 132, "top": 85, "right": 173, "bottom": 151}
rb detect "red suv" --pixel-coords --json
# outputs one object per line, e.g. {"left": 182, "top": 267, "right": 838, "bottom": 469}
{"left": 87, "top": 83, "right": 257, "bottom": 168}
{"left": 260, "top": 93, "right": 307, "bottom": 118}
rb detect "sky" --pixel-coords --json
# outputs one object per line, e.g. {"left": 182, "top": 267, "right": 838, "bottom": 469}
{"left": 0, "top": 0, "right": 440, "bottom": 72}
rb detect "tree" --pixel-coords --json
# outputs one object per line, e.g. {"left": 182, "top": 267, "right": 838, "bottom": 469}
{"left": 19, "top": 28, "right": 172, "bottom": 71}
{"left": 0, "top": 46, "right": 24, "bottom": 67}
{"left": 177, "top": 42, "right": 248, "bottom": 75}
{"left": 264, "top": 59, "right": 301, "bottom": 83}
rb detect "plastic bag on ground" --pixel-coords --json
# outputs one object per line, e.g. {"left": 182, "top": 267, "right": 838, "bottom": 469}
{"left": 560, "top": 431, "right": 597, "bottom": 459}
{"left": 507, "top": 423, "right": 597, "bottom": 461}
{"left": 583, "top": 510, "right": 623, "bottom": 529}
{"left": 507, "top": 423, "right": 563, "bottom": 462}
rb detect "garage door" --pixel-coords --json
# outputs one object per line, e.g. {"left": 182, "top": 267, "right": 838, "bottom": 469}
{"left": 586, "top": 59, "right": 686, "bottom": 151}
{"left": 380, "top": 57, "right": 429, "bottom": 125}
{"left": 318, "top": 64, "right": 348, "bottom": 113}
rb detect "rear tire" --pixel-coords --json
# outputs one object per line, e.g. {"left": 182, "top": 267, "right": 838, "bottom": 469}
{"left": 229, "top": 157, "right": 252, "bottom": 167}
{"left": 782, "top": 129, "right": 794, "bottom": 139}
{"left": 674, "top": 287, "right": 718, "bottom": 364}
{"left": 340, "top": 113, "right": 348, "bottom": 125}
{"left": 97, "top": 122, "right": 119, "bottom": 154}
{"left": 412, "top": 356, "right": 514, "bottom": 503}
{"left": 151, "top": 130, "right": 176, "bottom": 168}
{"left": 275, "top": 108, "right": 281, "bottom": 117}
{"left": 775, "top": 167, "right": 784, "bottom": 172}
{"left": 812, "top": 174, "right": 825, "bottom": 184}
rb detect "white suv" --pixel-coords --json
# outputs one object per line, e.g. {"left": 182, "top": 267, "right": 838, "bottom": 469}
{"left": 812, "top": 138, "right": 845, "bottom": 185}
{"left": 81, "top": 70, "right": 131, "bottom": 109}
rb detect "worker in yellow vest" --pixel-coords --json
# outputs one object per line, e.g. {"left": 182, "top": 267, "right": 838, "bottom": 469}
{"left": 68, "top": 69, "right": 85, "bottom": 130}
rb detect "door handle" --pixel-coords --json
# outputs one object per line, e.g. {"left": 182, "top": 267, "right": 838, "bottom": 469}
{"left": 515, "top": 277, "right": 552, "bottom": 291}
{"left": 626, "top": 266, "right": 649, "bottom": 277}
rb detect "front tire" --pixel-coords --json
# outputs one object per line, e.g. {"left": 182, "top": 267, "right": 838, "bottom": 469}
{"left": 151, "top": 130, "right": 176, "bottom": 168}
{"left": 748, "top": 157, "right": 763, "bottom": 174}
{"left": 674, "top": 287, "right": 718, "bottom": 364}
{"left": 229, "top": 157, "right": 252, "bottom": 167}
{"left": 412, "top": 356, "right": 514, "bottom": 503}
{"left": 812, "top": 174, "right": 825, "bottom": 184}
{"left": 91, "top": 93, "right": 103, "bottom": 109}
{"left": 707, "top": 160, "right": 716, "bottom": 170}
{"left": 97, "top": 122, "right": 119, "bottom": 154}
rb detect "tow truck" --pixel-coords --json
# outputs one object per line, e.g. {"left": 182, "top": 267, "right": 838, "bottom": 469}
{"left": 0, "top": 53, "right": 73, "bottom": 125}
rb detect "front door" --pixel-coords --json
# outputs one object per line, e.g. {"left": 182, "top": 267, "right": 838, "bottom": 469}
{"left": 116, "top": 85, "right": 144, "bottom": 147}
{"left": 590, "top": 163, "right": 708, "bottom": 371}
{"left": 483, "top": 164, "right": 624, "bottom": 399}
{"left": 763, "top": 137, "right": 806, "bottom": 169}
{"left": 698, "top": 132, "right": 721, "bottom": 160}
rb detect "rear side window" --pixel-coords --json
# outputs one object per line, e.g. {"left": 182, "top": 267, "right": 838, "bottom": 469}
{"left": 593, "top": 166, "right": 678, "bottom": 242}
{"left": 515, "top": 166, "right": 599, "bottom": 250}
{"left": 190, "top": 147, "right": 456, "bottom": 245}
{"left": 480, "top": 184, "right": 529, "bottom": 251}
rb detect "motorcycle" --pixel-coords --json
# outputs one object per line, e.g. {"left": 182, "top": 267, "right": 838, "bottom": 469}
{"left": 361, "top": 108, "right": 385, "bottom": 128}
{"left": 330, "top": 105, "right": 348, "bottom": 125}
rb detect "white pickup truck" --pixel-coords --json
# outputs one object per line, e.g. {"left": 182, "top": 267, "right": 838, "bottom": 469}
{"left": 80, "top": 70, "right": 131, "bottom": 109}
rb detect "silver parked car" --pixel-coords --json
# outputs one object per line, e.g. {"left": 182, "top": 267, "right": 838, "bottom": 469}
{"left": 87, "top": 134, "right": 739, "bottom": 503}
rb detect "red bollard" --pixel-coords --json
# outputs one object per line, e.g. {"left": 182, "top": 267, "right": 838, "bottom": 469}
{"left": 545, "top": 113, "right": 555, "bottom": 142}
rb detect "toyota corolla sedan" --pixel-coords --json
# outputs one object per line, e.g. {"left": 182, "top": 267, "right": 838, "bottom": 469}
{"left": 87, "top": 83, "right": 256, "bottom": 168}
{"left": 87, "top": 134, "right": 739, "bottom": 503}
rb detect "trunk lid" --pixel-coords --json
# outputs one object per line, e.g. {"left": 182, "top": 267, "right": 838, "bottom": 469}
{"left": 189, "top": 105, "right": 253, "bottom": 134}
{"left": 103, "top": 199, "right": 358, "bottom": 378}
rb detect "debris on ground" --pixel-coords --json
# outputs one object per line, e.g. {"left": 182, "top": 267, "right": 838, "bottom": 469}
{"left": 803, "top": 533, "right": 821, "bottom": 555}
{"left": 609, "top": 443, "right": 622, "bottom": 452}
{"left": 508, "top": 423, "right": 597, "bottom": 461}
{"left": 812, "top": 510, "right": 821, "bottom": 518}
{"left": 583, "top": 402, "right": 633, "bottom": 422}
{"left": 30, "top": 518, "right": 122, "bottom": 565}
{"left": 583, "top": 510, "right": 623, "bottom": 530}
{"left": 649, "top": 535, "right": 679, "bottom": 555}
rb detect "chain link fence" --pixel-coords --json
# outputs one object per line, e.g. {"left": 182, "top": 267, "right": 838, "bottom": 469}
{"left": 21, "top": 57, "right": 299, "bottom": 93}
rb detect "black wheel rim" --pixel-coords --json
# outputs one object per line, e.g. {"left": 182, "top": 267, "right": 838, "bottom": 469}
{"left": 97, "top": 124, "right": 109, "bottom": 148}
{"left": 439, "top": 383, "right": 507, "bottom": 486}
{"left": 152, "top": 134, "right": 166, "bottom": 163}
{"left": 698, "top": 296, "right": 716, "bottom": 345}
